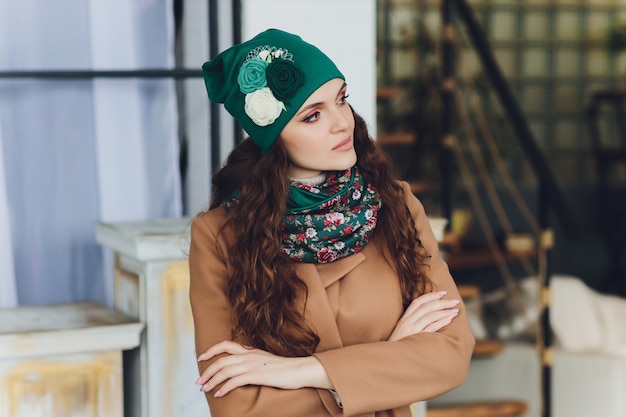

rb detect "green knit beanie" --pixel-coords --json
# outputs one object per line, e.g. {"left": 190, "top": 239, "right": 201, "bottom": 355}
{"left": 202, "top": 28, "right": 345, "bottom": 154}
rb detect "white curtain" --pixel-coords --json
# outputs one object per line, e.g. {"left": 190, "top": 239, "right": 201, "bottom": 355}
{"left": 0, "top": 0, "right": 181, "bottom": 306}
{"left": 0, "top": 118, "right": 17, "bottom": 308}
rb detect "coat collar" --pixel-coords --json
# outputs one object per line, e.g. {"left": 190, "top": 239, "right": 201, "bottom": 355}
{"left": 314, "top": 253, "right": 366, "bottom": 288}
{"left": 294, "top": 253, "right": 366, "bottom": 352}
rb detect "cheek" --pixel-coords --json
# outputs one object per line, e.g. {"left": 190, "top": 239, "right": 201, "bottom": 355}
{"left": 298, "top": 141, "right": 327, "bottom": 162}
{"left": 283, "top": 133, "right": 324, "bottom": 162}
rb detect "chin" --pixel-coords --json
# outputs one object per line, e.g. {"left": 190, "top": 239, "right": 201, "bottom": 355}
{"left": 321, "top": 150, "right": 357, "bottom": 172}
{"left": 338, "top": 151, "right": 357, "bottom": 170}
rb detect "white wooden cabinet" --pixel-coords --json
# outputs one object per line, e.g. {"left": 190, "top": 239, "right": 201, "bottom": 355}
{"left": 95, "top": 218, "right": 208, "bottom": 417}
{"left": 0, "top": 302, "right": 143, "bottom": 417}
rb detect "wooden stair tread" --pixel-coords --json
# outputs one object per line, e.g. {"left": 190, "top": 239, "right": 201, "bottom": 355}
{"left": 457, "top": 285, "right": 481, "bottom": 300}
{"left": 377, "top": 132, "right": 415, "bottom": 145}
{"left": 473, "top": 339, "right": 505, "bottom": 358}
{"left": 446, "top": 247, "right": 537, "bottom": 270}
{"left": 427, "top": 400, "right": 528, "bottom": 417}
{"left": 409, "top": 181, "right": 436, "bottom": 195}
{"left": 440, "top": 231, "right": 464, "bottom": 250}
{"left": 376, "top": 86, "right": 398, "bottom": 101}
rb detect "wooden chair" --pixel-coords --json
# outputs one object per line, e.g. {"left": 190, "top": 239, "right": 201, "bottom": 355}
{"left": 427, "top": 400, "right": 528, "bottom": 417}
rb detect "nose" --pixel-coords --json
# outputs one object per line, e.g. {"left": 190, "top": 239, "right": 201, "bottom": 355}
{"left": 330, "top": 106, "right": 352, "bottom": 133}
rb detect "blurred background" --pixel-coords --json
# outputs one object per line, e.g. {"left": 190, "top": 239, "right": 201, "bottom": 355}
{"left": 376, "top": 0, "right": 626, "bottom": 299}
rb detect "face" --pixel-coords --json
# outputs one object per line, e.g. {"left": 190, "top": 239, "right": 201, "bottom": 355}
{"left": 279, "top": 78, "right": 356, "bottom": 179}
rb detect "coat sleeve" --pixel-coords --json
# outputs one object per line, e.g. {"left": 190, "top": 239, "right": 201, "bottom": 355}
{"left": 188, "top": 211, "right": 342, "bottom": 417}
{"left": 312, "top": 182, "right": 476, "bottom": 417}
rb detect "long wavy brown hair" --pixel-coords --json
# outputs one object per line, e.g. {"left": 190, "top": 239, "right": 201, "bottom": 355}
{"left": 208, "top": 108, "right": 432, "bottom": 357}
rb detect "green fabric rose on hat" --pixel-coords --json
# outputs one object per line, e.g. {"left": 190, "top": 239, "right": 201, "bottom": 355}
{"left": 266, "top": 60, "right": 304, "bottom": 101}
{"left": 237, "top": 58, "right": 269, "bottom": 94}
{"left": 235, "top": 46, "right": 304, "bottom": 127}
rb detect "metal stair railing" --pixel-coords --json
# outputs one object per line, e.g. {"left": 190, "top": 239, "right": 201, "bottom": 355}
{"left": 441, "top": 1, "right": 581, "bottom": 416}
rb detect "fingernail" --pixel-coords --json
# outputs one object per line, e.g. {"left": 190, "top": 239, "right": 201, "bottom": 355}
{"left": 214, "top": 390, "right": 222, "bottom": 398}
{"left": 452, "top": 308, "right": 460, "bottom": 314}
{"left": 197, "top": 355, "right": 203, "bottom": 362}
{"left": 195, "top": 378, "right": 202, "bottom": 385}
{"left": 439, "top": 291, "right": 447, "bottom": 297}
{"left": 200, "top": 385, "right": 204, "bottom": 392}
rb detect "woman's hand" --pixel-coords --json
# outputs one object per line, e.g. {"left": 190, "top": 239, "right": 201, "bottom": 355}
{"left": 196, "top": 340, "right": 333, "bottom": 397}
{"left": 388, "top": 291, "right": 460, "bottom": 341}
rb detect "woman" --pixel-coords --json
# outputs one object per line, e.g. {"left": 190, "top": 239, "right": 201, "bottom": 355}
{"left": 189, "top": 28, "right": 475, "bottom": 417}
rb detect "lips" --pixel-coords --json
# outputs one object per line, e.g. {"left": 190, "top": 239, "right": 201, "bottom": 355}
{"left": 333, "top": 137, "right": 353, "bottom": 151}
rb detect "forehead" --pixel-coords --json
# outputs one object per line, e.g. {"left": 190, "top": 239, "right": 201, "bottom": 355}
{"left": 300, "top": 78, "right": 346, "bottom": 105}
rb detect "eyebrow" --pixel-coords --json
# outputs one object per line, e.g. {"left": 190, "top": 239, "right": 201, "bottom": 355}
{"left": 295, "top": 82, "right": 348, "bottom": 117}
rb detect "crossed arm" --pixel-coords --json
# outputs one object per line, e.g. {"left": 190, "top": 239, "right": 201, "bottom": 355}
{"left": 195, "top": 290, "right": 461, "bottom": 397}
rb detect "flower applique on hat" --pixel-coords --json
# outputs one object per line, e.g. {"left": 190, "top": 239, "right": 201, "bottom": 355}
{"left": 237, "top": 46, "right": 305, "bottom": 126}
{"left": 202, "top": 29, "right": 344, "bottom": 153}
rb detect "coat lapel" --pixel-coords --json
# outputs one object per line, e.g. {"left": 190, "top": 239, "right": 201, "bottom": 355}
{"left": 316, "top": 253, "right": 366, "bottom": 288}
{"left": 295, "top": 254, "right": 366, "bottom": 353}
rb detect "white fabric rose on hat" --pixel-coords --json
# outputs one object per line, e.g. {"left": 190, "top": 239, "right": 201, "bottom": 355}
{"left": 244, "top": 87, "right": 285, "bottom": 126}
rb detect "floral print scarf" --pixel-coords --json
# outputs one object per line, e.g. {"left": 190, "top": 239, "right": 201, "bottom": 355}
{"left": 281, "top": 167, "right": 382, "bottom": 263}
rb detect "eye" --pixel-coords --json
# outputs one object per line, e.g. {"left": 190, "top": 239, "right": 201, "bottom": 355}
{"left": 338, "top": 93, "right": 350, "bottom": 105}
{"left": 303, "top": 111, "right": 320, "bottom": 123}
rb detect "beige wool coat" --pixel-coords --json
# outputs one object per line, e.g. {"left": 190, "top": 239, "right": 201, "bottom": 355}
{"left": 189, "top": 182, "right": 475, "bottom": 417}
